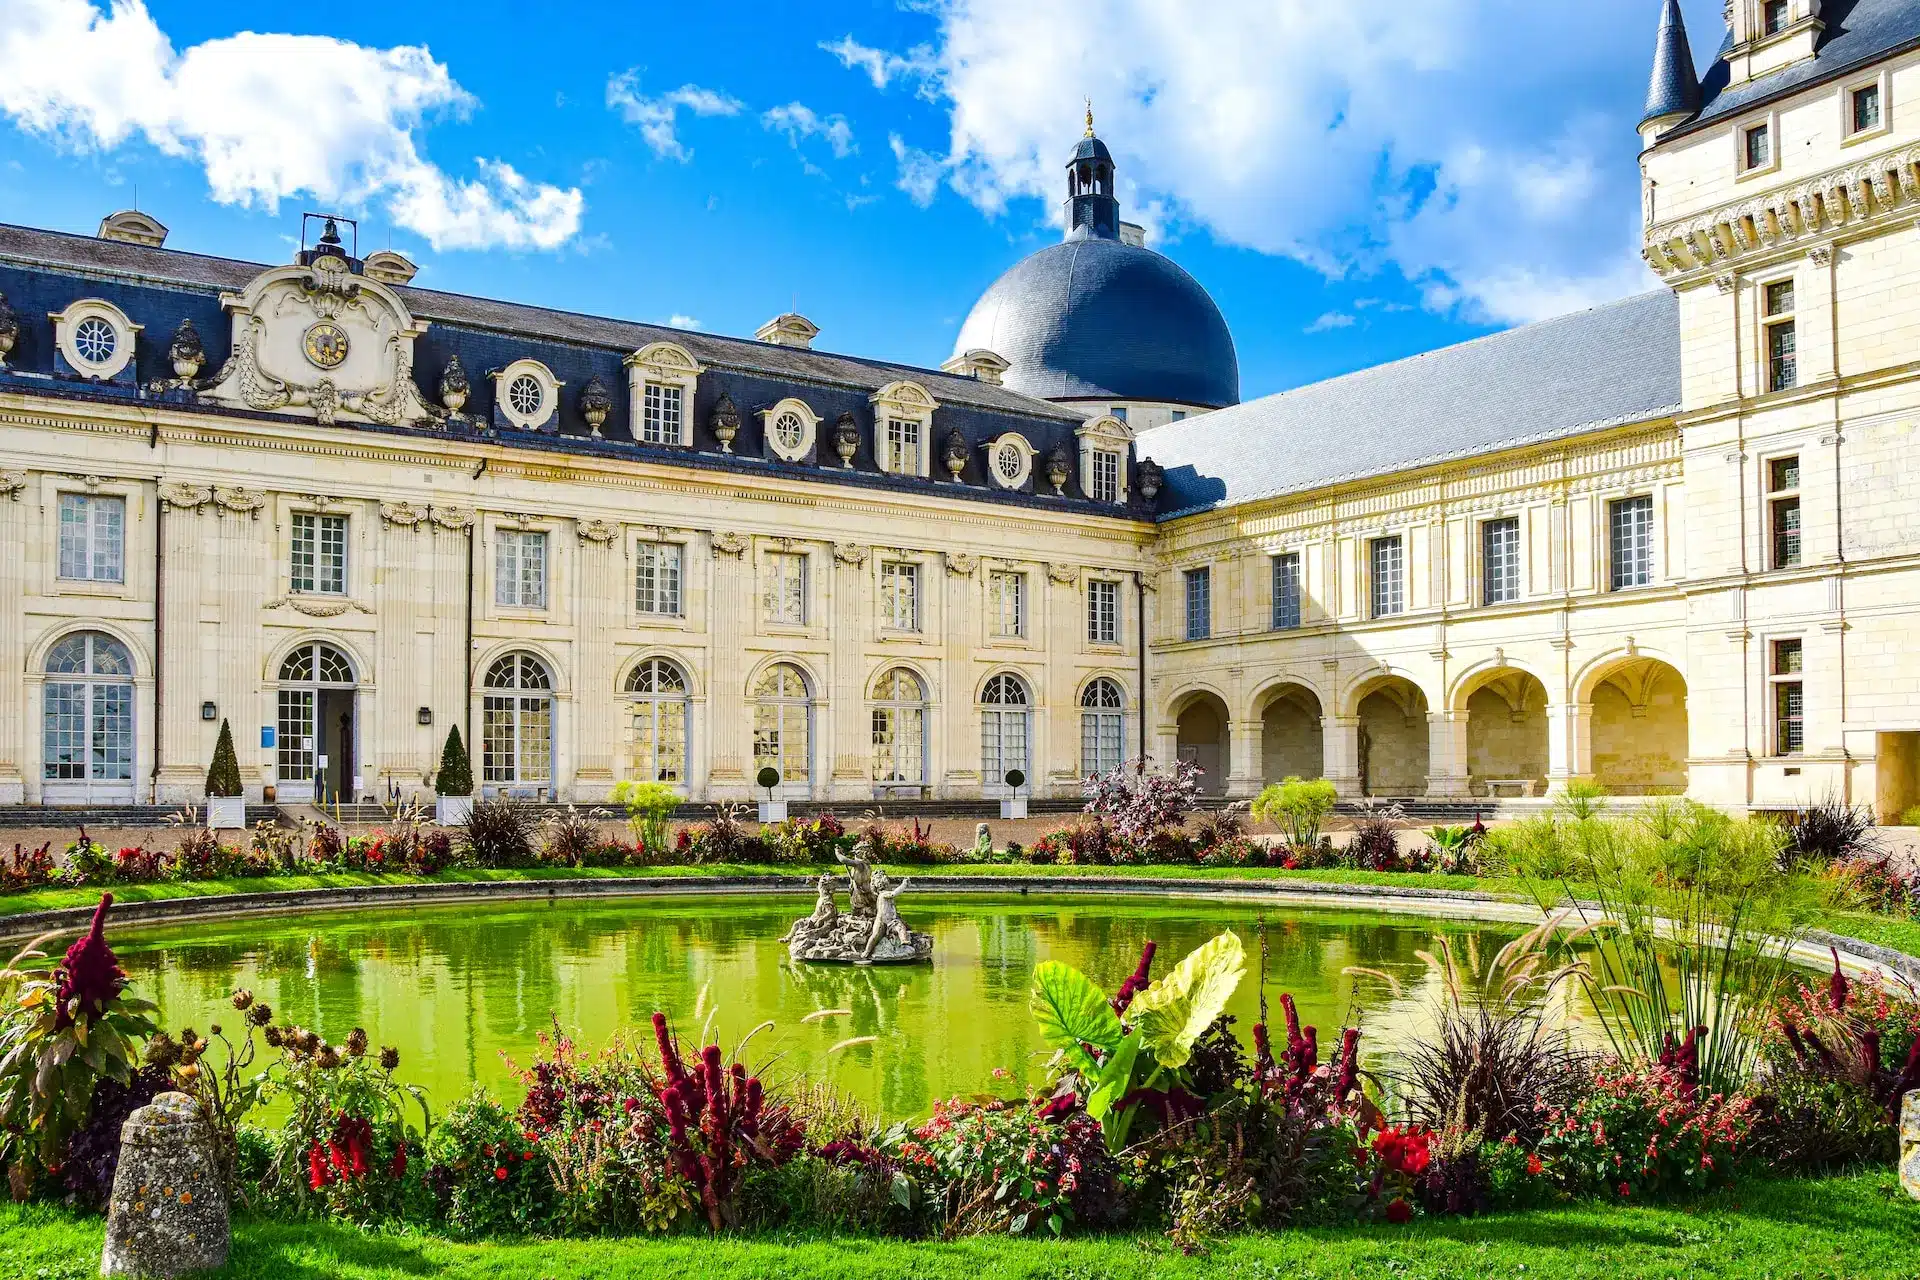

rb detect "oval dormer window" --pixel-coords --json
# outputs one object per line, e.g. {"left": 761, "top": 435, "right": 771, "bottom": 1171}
{"left": 73, "top": 317, "right": 118, "bottom": 366}
{"left": 995, "top": 440, "right": 1024, "bottom": 483}
{"left": 773, "top": 411, "right": 806, "bottom": 455}
{"left": 506, "top": 374, "right": 544, "bottom": 419}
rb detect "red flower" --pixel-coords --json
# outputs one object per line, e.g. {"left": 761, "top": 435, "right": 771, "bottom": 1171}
{"left": 1526, "top": 1153, "right": 1544, "bottom": 1176}
{"left": 1384, "top": 1198, "right": 1412, "bottom": 1224}
{"left": 389, "top": 1143, "right": 408, "bottom": 1180}
{"left": 495, "top": 1166, "right": 509, "bottom": 1181}
{"left": 53, "top": 894, "right": 125, "bottom": 1028}
{"left": 1618, "top": 1182, "right": 1632, "bottom": 1197}
{"left": 308, "top": 1142, "right": 330, "bottom": 1191}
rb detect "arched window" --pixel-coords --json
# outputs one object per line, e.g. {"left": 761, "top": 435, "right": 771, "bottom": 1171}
{"left": 276, "top": 641, "right": 357, "bottom": 798}
{"left": 752, "top": 663, "right": 812, "bottom": 792}
{"left": 980, "top": 672, "right": 1031, "bottom": 791}
{"left": 1080, "top": 678, "right": 1127, "bottom": 777}
{"left": 482, "top": 653, "right": 554, "bottom": 789}
{"left": 870, "top": 668, "right": 927, "bottom": 786}
{"left": 625, "top": 657, "right": 689, "bottom": 784}
{"left": 43, "top": 631, "right": 134, "bottom": 796}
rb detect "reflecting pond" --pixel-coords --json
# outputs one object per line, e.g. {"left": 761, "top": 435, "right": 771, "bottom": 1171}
{"left": 115, "top": 893, "right": 1560, "bottom": 1122}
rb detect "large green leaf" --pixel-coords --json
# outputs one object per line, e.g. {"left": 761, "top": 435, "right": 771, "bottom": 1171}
{"left": 1126, "top": 931, "right": 1246, "bottom": 1070}
{"left": 1084, "top": 1031, "right": 1141, "bottom": 1121}
{"left": 1028, "top": 961, "right": 1125, "bottom": 1074}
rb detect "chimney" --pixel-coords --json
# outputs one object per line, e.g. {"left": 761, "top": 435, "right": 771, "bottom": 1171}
{"left": 756, "top": 312, "right": 819, "bottom": 349}
{"left": 940, "top": 348, "right": 1010, "bottom": 386}
{"left": 1118, "top": 221, "right": 1147, "bottom": 248}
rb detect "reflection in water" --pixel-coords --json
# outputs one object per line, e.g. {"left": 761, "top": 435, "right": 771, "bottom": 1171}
{"left": 116, "top": 895, "right": 1555, "bottom": 1123}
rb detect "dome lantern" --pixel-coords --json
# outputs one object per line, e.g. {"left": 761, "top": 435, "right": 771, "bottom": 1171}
{"left": 1066, "top": 102, "right": 1120, "bottom": 242}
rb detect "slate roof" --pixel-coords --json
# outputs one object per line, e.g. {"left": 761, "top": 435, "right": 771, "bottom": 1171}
{"left": 1135, "top": 289, "right": 1682, "bottom": 520}
{"left": 1643, "top": 0, "right": 1704, "bottom": 126}
{"left": 1678, "top": 0, "right": 1920, "bottom": 133}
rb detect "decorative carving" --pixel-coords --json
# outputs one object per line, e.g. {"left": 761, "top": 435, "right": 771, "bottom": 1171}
{"left": 430, "top": 504, "right": 476, "bottom": 531}
{"left": 946, "top": 552, "right": 979, "bottom": 577}
{"left": 1713, "top": 274, "right": 1736, "bottom": 294}
{"left": 783, "top": 848, "right": 932, "bottom": 965}
{"left": 170, "top": 318, "right": 204, "bottom": 377}
{"left": 832, "top": 412, "right": 860, "bottom": 468}
{"left": 711, "top": 531, "right": 748, "bottom": 557}
{"left": 1045, "top": 444, "right": 1071, "bottom": 495}
{"left": 310, "top": 378, "right": 340, "bottom": 426}
{"left": 1047, "top": 562, "right": 1080, "bottom": 586}
{"left": 1807, "top": 244, "right": 1834, "bottom": 266}
{"left": 579, "top": 519, "right": 621, "bottom": 544}
{"left": 0, "top": 469, "right": 26, "bottom": 500}
{"left": 266, "top": 595, "right": 375, "bottom": 617}
{"left": 1136, "top": 458, "right": 1164, "bottom": 502}
{"left": 379, "top": 500, "right": 428, "bottom": 527}
{"left": 709, "top": 392, "right": 740, "bottom": 452}
{"left": 0, "top": 290, "right": 16, "bottom": 366}
{"left": 579, "top": 375, "right": 613, "bottom": 437}
{"left": 158, "top": 482, "right": 213, "bottom": 510}
{"left": 942, "top": 428, "right": 969, "bottom": 481}
{"left": 831, "top": 542, "right": 869, "bottom": 567}
{"left": 212, "top": 487, "right": 265, "bottom": 517}
{"left": 439, "top": 354, "right": 470, "bottom": 417}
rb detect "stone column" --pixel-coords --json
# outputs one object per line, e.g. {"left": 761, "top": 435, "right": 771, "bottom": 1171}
{"left": 102, "top": 1092, "right": 228, "bottom": 1277}
{"left": 1322, "top": 715, "right": 1362, "bottom": 800}
{"left": 1226, "top": 717, "right": 1263, "bottom": 798}
{"left": 941, "top": 555, "right": 980, "bottom": 798}
{"left": 1425, "top": 710, "right": 1471, "bottom": 798}
{"left": 1545, "top": 701, "right": 1594, "bottom": 794}
{"left": 829, "top": 545, "right": 870, "bottom": 803}
{"left": 572, "top": 521, "right": 621, "bottom": 800}
{"left": 707, "top": 532, "right": 750, "bottom": 799}
{"left": 0, "top": 476, "right": 27, "bottom": 802}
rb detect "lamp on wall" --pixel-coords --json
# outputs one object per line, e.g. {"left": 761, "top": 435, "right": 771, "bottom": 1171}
{"left": 417, "top": 707, "right": 433, "bottom": 726}
{"left": 200, "top": 701, "right": 216, "bottom": 721}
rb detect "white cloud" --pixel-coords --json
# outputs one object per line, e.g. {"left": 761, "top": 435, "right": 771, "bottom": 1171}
{"left": 763, "top": 102, "right": 855, "bottom": 159}
{"left": 0, "top": 0, "right": 583, "bottom": 251}
{"left": 820, "top": 35, "right": 939, "bottom": 98}
{"left": 856, "top": 0, "right": 1698, "bottom": 324}
{"left": 667, "top": 313, "right": 701, "bottom": 330}
{"left": 889, "top": 133, "right": 944, "bottom": 206}
{"left": 1304, "top": 311, "right": 1356, "bottom": 333}
{"left": 606, "top": 73, "right": 743, "bottom": 162}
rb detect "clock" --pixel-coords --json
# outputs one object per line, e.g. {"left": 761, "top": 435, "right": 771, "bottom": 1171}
{"left": 303, "top": 321, "right": 350, "bottom": 370}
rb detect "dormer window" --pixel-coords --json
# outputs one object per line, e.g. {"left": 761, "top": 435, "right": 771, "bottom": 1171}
{"left": 869, "top": 380, "right": 939, "bottom": 479}
{"left": 1744, "top": 123, "right": 1770, "bottom": 170}
{"left": 623, "top": 341, "right": 704, "bottom": 448}
{"left": 1763, "top": 0, "right": 1789, "bottom": 35}
{"left": 985, "top": 433, "right": 1035, "bottom": 490}
{"left": 490, "top": 359, "right": 561, "bottom": 432}
{"left": 73, "top": 317, "right": 117, "bottom": 365}
{"left": 1075, "top": 413, "right": 1133, "bottom": 505}
{"left": 642, "top": 382, "right": 682, "bottom": 443}
{"left": 49, "top": 299, "right": 140, "bottom": 383}
{"left": 757, "top": 398, "right": 820, "bottom": 463}
{"left": 506, "top": 374, "right": 543, "bottom": 419}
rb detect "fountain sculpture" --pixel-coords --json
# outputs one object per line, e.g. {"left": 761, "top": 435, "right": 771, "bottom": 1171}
{"left": 783, "top": 845, "right": 933, "bottom": 965}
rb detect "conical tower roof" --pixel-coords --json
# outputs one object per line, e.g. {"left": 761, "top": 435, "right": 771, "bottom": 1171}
{"left": 1642, "top": 0, "right": 1703, "bottom": 129}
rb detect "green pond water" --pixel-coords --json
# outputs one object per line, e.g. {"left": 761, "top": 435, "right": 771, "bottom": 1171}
{"left": 115, "top": 893, "right": 1549, "bottom": 1123}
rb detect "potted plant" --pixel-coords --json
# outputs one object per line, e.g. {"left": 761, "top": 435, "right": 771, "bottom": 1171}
{"left": 757, "top": 766, "right": 786, "bottom": 824}
{"left": 434, "top": 726, "right": 475, "bottom": 826}
{"left": 204, "top": 718, "right": 245, "bottom": 829}
{"left": 1000, "top": 768, "right": 1027, "bottom": 820}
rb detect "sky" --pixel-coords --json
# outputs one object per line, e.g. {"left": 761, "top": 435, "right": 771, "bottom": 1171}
{"left": 0, "top": 0, "right": 1728, "bottom": 403}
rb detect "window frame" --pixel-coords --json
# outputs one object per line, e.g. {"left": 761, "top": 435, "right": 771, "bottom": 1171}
{"left": 491, "top": 358, "right": 561, "bottom": 432}
{"left": 1183, "top": 566, "right": 1211, "bottom": 641}
{"left": 989, "top": 569, "right": 1027, "bottom": 640}
{"left": 1763, "top": 276, "right": 1798, "bottom": 393}
{"left": 1766, "top": 454, "right": 1802, "bottom": 570}
{"left": 1270, "top": 551, "right": 1302, "bottom": 630}
{"left": 1369, "top": 535, "right": 1405, "bottom": 619}
{"left": 624, "top": 656, "right": 691, "bottom": 786}
{"left": 493, "top": 527, "right": 549, "bottom": 610}
{"left": 879, "top": 560, "right": 922, "bottom": 632}
{"left": 763, "top": 550, "right": 810, "bottom": 627}
{"left": 758, "top": 397, "right": 819, "bottom": 462}
{"left": 1079, "top": 677, "right": 1127, "bottom": 779}
{"left": 1087, "top": 576, "right": 1121, "bottom": 646}
{"left": 50, "top": 299, "right": 140, "bottom": 382}
{"left": 1769, "top": 637, "right": 1805, "bottom": 757}
{"left": 870, "top": 380, "right": 938, "bottom": 479}
{"left": 869, "top": 667, "right": 928, "bottom": 788}
{"left": 1841, "top": 70, "right": 1892, "bottom": 145}
{"left": 56, "top": 492, "right": 127, "bottom": 585}
{"left": 1735, "top": 110, "right": 1782, "bottom": 179}
{"left": 1481, "top": 516, "right": 1521, "bottom": 606}
{"left": 290, "top": 511, "right": 349, "bottom": 596}
{"left": 634, "top": 540, "right": 684, "bottom": 618}
{"left": 1607, "top": 495, "right": 1656, "bottom": 592}
{"left": 623, "top": 341, "right": 704, "bottom": 448}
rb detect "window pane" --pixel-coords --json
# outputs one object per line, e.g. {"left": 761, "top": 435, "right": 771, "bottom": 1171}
{"left": 1771, "top": 497, "right": 1801, "bottom": 569}
{"left": 1746, "top": 125, "right": 1769, "bottom": 169}
{"left": 991, "top": 572, "right": 1025, "bottom": 638}
{"left": 1090, "top": 450, "right": 1120, "bottom": 503}
{"left": 319, "top": 515, "right": 347, "bottom": 594}
{"left": 43, "top": 683, "right": 87, "bottom": 779}
{"left": 765, "top": 554, "right": 807, "bottom": 624}
{"left": 291, "top": 514, "right": 316, "bottom": 592}
{"left": 277, "top": 689, "right": 315, "bottom": 780}
{"left": 1768, "top": 320, "right": 1796, "bottom": 392}
{"left": 1774, "top": 638, "right": 1803, "bottom": 675}
{"left": 1088, "top": 578, "right": 1119, "bottom": 644}
{"left": 1271, "top": 553, "right": 1301, "bottom": 629}
{"left": 1769, "top": 456, "right": 1800, "bottom": 492}
{"left": 1854, "top": 84, "right": 1881, "bottom": 132}
{"left": 1184, "top": 568, "right": 1210, "bottom": 640}
{"left": 1370, "top": 537, "right": 1404, "bottom": 617}
{"left": 642, "top": 383, "right": 682, "bottom": 444}
{"left": 882, "top": 563, "right": 919, "bottom": 630}
{"left": 886, "top": 419, "right": 921, "bottom": 474}
{"left": 1482, "top": 518, "right": 1520, "bottom": 605}
{"left": 1776, "top": 682, "right": 1803, "bottom": 754}
{"left": 1609, "top": 497, "right": 1654, "bottom": 590}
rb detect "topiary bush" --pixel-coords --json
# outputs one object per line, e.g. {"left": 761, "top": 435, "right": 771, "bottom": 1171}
{"left": 435, "top": 727, "right": 474, "bottom": 797}
{"left": 205, "top": 719, "right": 242, "bottom": 798}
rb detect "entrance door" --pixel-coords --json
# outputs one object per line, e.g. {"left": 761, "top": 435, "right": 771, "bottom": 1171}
{"left": 275, "top": 642, "right": 357, "bottom": 802}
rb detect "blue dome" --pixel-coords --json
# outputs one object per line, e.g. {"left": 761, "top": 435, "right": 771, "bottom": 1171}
{"left": 954, "top": 236, "right": 1239, "bottom": 409}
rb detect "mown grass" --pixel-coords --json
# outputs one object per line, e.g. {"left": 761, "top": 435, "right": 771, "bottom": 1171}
{"left": 3, "top": 1175, "right": 1915, "bottom": 1279}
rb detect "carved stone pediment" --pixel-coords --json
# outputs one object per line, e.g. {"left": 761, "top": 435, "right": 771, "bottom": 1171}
{"left": 380, "top": 500, "right": 428, "bottom": 527}
{"left": 199, "top": 256, "right": 442, "bottom": 430}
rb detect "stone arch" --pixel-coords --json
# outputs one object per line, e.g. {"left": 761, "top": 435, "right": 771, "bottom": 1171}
{"left": 616, "top": 648, "right": 703, "bottom": 700}
{"left": 1174, "top": 688, "right": 1231, "bottom": 796}
{"left": 1457, "top": 667, "right": 1550, "bottom": 797}
{"left": 1253, "top": 680, "right": 1324, "bottom": 785}
{"left": 471, "top": 637, "right": 568, "bottom": 694}
{"left": 1584, "top": 656, "right": 1689, "bottom": 795}
{"left": 26, "top": 618, "right": 151, "bottom": 679}
{"left": 1352, "top": 675, "right": 1429, "bottom": 798}
{"left": 262, "top": 630, "right": 370, "bottom": 689}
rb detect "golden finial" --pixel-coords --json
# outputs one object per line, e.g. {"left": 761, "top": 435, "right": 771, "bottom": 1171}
{"left": 1084, "top": 99, "right": 1095, "bottom": 138}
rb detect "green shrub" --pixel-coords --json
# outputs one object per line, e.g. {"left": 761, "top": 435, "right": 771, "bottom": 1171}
{"left": 460, "top": 797, "right": 536, "bottom": 868}
{"left": 435, "top": 727, "right": 474, "bottom": 797}
{"left": 426, "top": 1089, "right": 555, "bottom": 1237}
{"left": 1252, "top": 776, "right": 1336, "bottom": 847}
{"left": 205, "top": 719, "right": 242, "bottom": 798}
{"left": 1900, "top": 804, "right": 1920, "bottom": 828}
{"left": 611, "top": 780, "right": 680, "bottom": 854}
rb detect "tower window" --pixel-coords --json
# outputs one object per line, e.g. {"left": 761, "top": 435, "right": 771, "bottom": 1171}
{"left": 1765, "top": 279, "right": 1797, "bottom": 392}
{"left": 1771, "top": 638, "right": 1804, "bottom": 755}
{"left": 1769, "top": 455, "right": 1802, "bottom": 569}
{"left": 1852, "top": 84, "right": 1882, "bottom": 133}
{"left": 1763, "top": 0, "right": 1790, "bottom": 35}
{"left": 1744, "top": 123, "right": 1771, "bottom": 170}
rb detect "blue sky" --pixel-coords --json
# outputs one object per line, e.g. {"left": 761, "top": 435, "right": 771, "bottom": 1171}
{"left": 0, "top": 0, "right": 1727, "bottom": 402}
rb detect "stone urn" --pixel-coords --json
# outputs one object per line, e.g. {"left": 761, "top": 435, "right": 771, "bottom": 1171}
{"left": 102, "top": 1092, "right": 229, "bottom": 1277}
{"left": 0, "top": 290, "right": 16, "bottom": 367}
{"left": 578, "top": 375, "right": 613, "bottom": 437}
{"left": 832, "top": 412, "right": 860, "bottom": 468}
{"left": 167, "top": 318, "right": 204, "bottom": 381}
{"left": 709, "top": 393, "right": 740, "bottom": 452}
{"left": 439, "top": 354, "right": 470, "bottom": 416}
{"left": 1902, "top": 1089, "right": 1920, "bottom": 1201}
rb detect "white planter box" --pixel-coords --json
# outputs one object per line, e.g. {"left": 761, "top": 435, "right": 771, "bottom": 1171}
{"left": 205, "top": 796, "right": 246, "bottom": 830}
{"left": 758, "top": 800, "right": 788, "bottom": 824}
{"left": 1000, "top": 796, "right": 1028, "bottom": 820}
{"left": 436, "top": 795, "right": 474, "bottom": 826}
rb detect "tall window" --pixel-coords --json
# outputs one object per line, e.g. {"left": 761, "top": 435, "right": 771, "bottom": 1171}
{"left": 625, "top": 658, "right": 688, "bottom": 784}
{"left": 871, "top": 668, "right": 927, "bottom": 786}
{"left": 980, "top": 673, "right": 1031, "bottom": 789}
{"left": 635, "top": 542, "right": 682, "bottom": 616}
{"left": 1765, "top": 279, "right": 1797, "bottom": 392}
{"left": 1482, "top": 518, "right": 1520, "bottom": 605}
{"left": 494, "top": 530, "right": 547, "bottom": 608}
{"left": 481, "top": 653, "right": 554, "bottom": 788}
{"left": 276, "top": 642, "right": 354, "bottom": 792}
{"left": 752, "top": 663, "right": 812, "bottom": 788}
{"left": 1852, "top": 83, "right": 1882, "bottom": 133}
{"left": 1763, "top": 0, "right": 1789, "bottom": 34}
{"left": 1609, "top": 496, "right": 1655, "bottom": 590}
{"left": 1769, "top": 456, "right": 1802, "bottom": 570}
{"left": 989, "top": 570, "right": 1026, "bottom": 639}
{"left": 1080, "top": 678, "right": 1125, "bottom": 778}
{"left": 1089, "top": 449, "right": 1121, "bottom": 503}
{"left": 880, "top": 561, "right": 920, "bottom": 631}
{"left": 641, "top": 382, "right": 682, "bottom": 444}
{"left": 1088, "top": 578, "right": 1120, "bottom": 645}
{"left": 764, "top": 552, "right": 808, "bottom": 625}
{"left": 291, "top": 513, "right": 347, "bottom": 594}
{"left": 1184, "top": 567, "right": 1211, "bottom": 640}
{"left": 42, "top": 632, "right": 134, "bottom": 792}
{"left": 1370, "top": 536, "right": 1404, "bottom": 618}
{"left": 1271, "top": 552, "right": 1301, "bottom": 630}
{"left": 885, "top": 418, "right": 921, "bottom": 474}
{"left": 1744, "top": 122, "right": 1771, "bottom": 170}
{"left": 57, "top": 494, "right": 125, "bottom": 583}
{"left": 1772, "top": 638, "right": 1804, "bottom": 756}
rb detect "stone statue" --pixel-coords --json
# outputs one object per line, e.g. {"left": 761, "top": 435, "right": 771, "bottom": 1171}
{"left": 785, "top": 842, "right": 931, "bottom": 965}
{"left": 102, "top": 1092, "right": 229, "bottom": 1276}
{"left": 1902, "top": 1091, "right": 1920, "bottom": 1201}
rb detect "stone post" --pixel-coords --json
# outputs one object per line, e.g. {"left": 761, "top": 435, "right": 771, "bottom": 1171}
{"left": 1901, "top": 1090, "right": 1919, "bottom": 1201}
{"left": 102, "top": 1092, "right": 228, "bottom": 1277}
{"left": 1425, "top": 710, "right": 1471, "bottom": 798}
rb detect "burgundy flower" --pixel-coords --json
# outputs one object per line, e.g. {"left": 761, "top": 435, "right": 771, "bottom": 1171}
{"left": 54, "top": 894, "right": 125, "bottom": 1028}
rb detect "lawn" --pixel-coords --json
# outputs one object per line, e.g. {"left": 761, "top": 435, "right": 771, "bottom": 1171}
{"left": 3, "top": 1175, "right": 1914, "bottom": 1279}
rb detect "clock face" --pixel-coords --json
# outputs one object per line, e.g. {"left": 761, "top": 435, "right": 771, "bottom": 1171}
{"left": 303, "top": 321, "right": 351, "bottom": 370}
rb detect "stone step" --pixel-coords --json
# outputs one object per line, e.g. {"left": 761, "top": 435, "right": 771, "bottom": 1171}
{"left": 0, "top": 804, "right": 280, "bottom": 831}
